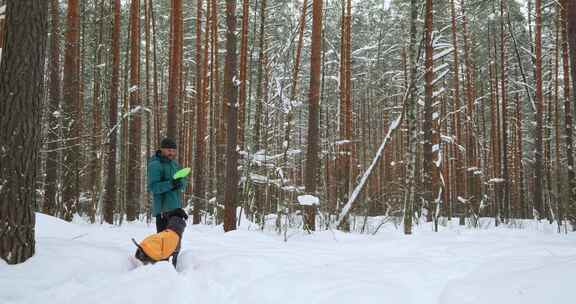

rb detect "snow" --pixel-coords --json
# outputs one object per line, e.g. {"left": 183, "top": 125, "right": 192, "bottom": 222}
{"left": 335, "top": 139, "right": 352, "bottom": 145}
{"left": 233, "top": 75, "right": 242, "bottom": 87}
{"left": 489, "top": 178, "right": 506, "bottom": 183}
{"left": 1, "top": 213, "right": 575, "bottom": 304}
{"left": 432, "top": 70, "right": 449, "bottom": 87}
{"left": 383, "top": 0, "right": 391, "bottom": 10}
{"left": 297, "top": 194, "right": 320, "bottom": 206}
{"left": 441, "top": 135, "right": 454, "bottom": 144}
{"left": 433, "top": 63, "right": 449, "bottom": 74}
{"left": 433, "top": 47, "right": 454, "bottom": 61}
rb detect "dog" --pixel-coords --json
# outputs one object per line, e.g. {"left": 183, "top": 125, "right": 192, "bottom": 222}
{"left": 132, "top": 208, "right": 188, "bottom": 265}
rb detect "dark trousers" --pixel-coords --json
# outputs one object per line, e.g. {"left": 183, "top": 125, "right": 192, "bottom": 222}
{"left": 156, "top": 214, "right": 180, "bottom": 267}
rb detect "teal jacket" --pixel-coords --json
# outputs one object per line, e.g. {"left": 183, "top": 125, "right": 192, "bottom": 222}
{"left": 147, "top": 150, "right": 188, "bottom": 216}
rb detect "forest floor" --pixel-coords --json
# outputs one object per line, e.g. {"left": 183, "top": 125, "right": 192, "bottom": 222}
{"left": 1, "top": 213, "right": 575, "bottom": 304}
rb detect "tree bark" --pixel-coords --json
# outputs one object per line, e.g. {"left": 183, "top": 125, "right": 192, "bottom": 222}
{"left": 194, "top": 0, "right": 211, "bottom": 224}
{"left": 167, "top": 0, "right": 183, "bottom": 139}
{"left": 461, "top": 0, "right": 478, "bottom": 225}
{"left": 103, "top": 0, "right": 121, "bottom": 225}
{"left": 44, "top": 0, "right": 61, "bottom": 217}
{"left": 303, "top": 0, "right": 323, "bottom": 232}
{"left": 533, "top": 0, "right": 544, "bottom": 219}
{"left": 88, "top": 0, "right": 105, "bottom": 223}
{"left": 423, "top": 0, "right": 436, "bottom": 226}
{"left": 500, "top": 0, "right": 511, "bottom": 222}
{"left": 126, "top": 0, "right": 141, "bottom": 222}
{"left": 0, "top": 0, "right": 47, "bottom": 264}
{"left": 566, "top": 0, "right": 576, "bottom": 227}
{"left": 515, "top": 93, "right": 525, "bottom": 219}
{"left": 404, "top": 0, "right": 418, "bottom": 235}
{"left": 150, "top": 0, "right": 160, "bottom": 147}
{"left": 61, "top": 0, "right": 81, "bottom": 222}
{"left": 253, "top": 0, "right": 268, "bottom": 153}
{"left": 238, "top": 0, "right": 250, "bottom": 150}
{"left": 223, "top": 0, "right": 239, "bottom": 232}
{"left": 450, "top": 0, "right": 463, "bottom": 222}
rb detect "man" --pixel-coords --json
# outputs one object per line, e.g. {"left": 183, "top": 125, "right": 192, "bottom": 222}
{"left": 147, "top": 137, "right": 188, "bottom": 266}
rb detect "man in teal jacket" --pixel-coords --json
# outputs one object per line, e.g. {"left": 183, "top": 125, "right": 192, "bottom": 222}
{"left": 147, "top": 137, "right": 187, "bottom": 266}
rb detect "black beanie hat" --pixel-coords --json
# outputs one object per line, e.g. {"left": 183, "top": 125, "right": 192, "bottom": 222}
{"left": 161, "top": 138, "right": 177, "bottom": 149}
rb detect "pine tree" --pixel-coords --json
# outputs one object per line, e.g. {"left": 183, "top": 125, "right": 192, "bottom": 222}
{"left": 533, "top": 0, "right": 544, "bottom": 219}
{"left": 223, "top": 0, "right": 239, "bottom": 232}
{"left": 566, "top": 0, "right": 576, "bottom": 228}
{"left": 303, "top": 0, "right": 324, "bottom": 232}
{"left": 404, "top": 0, "right": 418, "bottom": 235}
{"left": 0, "top": 0, "right": 48, "bottom": 264}
{"left": 62, "top": 0, "right": 81, "bottom": 222}
{"left": 193, "top": 0, "right": 207, "bottom": 224}
{"left": 126, "top": 0, "right": 141, "bottom": 221}
{"left": 167, "top": 0, "right": 183, "bottom": 139}
{"left": 103, "top": 0, "right": 121, "bottom": 225}
{"left": 44, "top": 0, "right": 61, "bottom": 217}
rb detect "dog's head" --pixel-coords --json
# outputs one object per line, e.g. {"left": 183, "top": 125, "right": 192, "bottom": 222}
{"left": 135, "top": 247, "right": 155, "bottom": 265}
{"left": 167, "top": 208, "right": 188, "bottom": 220}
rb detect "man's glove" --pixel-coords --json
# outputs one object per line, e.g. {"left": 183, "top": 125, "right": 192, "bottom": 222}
{"left": 172, "top": 178, "right": 184, "bottom": 190}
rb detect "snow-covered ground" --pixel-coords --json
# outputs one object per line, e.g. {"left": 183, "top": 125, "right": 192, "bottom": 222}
{"left": 1, "top": 213, "right": 575, "bottom": 304}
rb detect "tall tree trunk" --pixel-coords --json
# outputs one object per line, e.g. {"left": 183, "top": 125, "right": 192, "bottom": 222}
{"left": 119, "top": 22, "right": 132, "bottom": 224}
{"left": 62, "top": 0, "right": 81, "bottom": 222}
{"left": 0, "top": 0, "right": 48, "bottom": 264}
{"left": 337, "top": 0, "right": 352, "bottom": 231}
{"left": 554, "top": 10, "right": 562, "bottom": 227}
{"left": 450, "top": 0, "right": 463, "bottom": 223}
{"left": 488, "top": 30, "right": 501, "bottom": 222}
{"left": 150, "top": 0, "right": 160, "bottom": 147}
{"left": 238, "top": 0, "right": 250, "bottom": 150}
{"left": 103, "top": 0, "right": 121, "bottom": 225}
{"left": 192, "top": 0, "right": 204, "bottom": 224}
{"left": 167, "top": 0, "right": 182, "bottom": 139}
{"left": 404, "top": 0, "right": 418, "bottom": 235}
{"left": 283, "top": 0, "right": 307, "bottom": 163}
{"left": 223, "top": 0, "right": 239, "bottom": 232}
{"left": 303, "top": 0, "right": 323, "bottom": 232}
{"left": 461, "top": 0, "right": 477, "bottom": 225}
{"left": 253, "top": 0, "right": 268, "bottom": 153}
{"left": 126, "top": 0, "right": 141, "bottom": 221}
{"left": 216, "top": 0, "right": 228, "bottom": 219}
{"left": 500, "top": 0, "right": 511, "bottom": 222}
{"left": 44, "top": 0, "right": 61, "bottom": 217}
{"left": 251, "top": 0, "right": 268, "bottom": 222}
{"left": 212, "top": 0, "right": 225, "bottom": 219}
{"left": 515, "top": 93, "right": 525, "bottom": 219}
{"left": 566, "top": 0, "right": 576, "bottom": 228}
{"left": 144, "top": 0, "right": 152, "bottom": 221}
{"left": 89, "top": 0, "right": 105, "bottom": 223}
{"left": 533, "top": 0, "right": 544, "bottom": 219}
{"left": 194, "top": 0, "right": 210, "bottom": 224}
{"left": 423, "top": 0, "right": 436, "bottom": 226}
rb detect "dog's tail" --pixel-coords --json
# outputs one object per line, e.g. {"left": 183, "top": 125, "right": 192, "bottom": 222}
{"left": 131, "top": 238, "right": 142, "bottom": 250}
